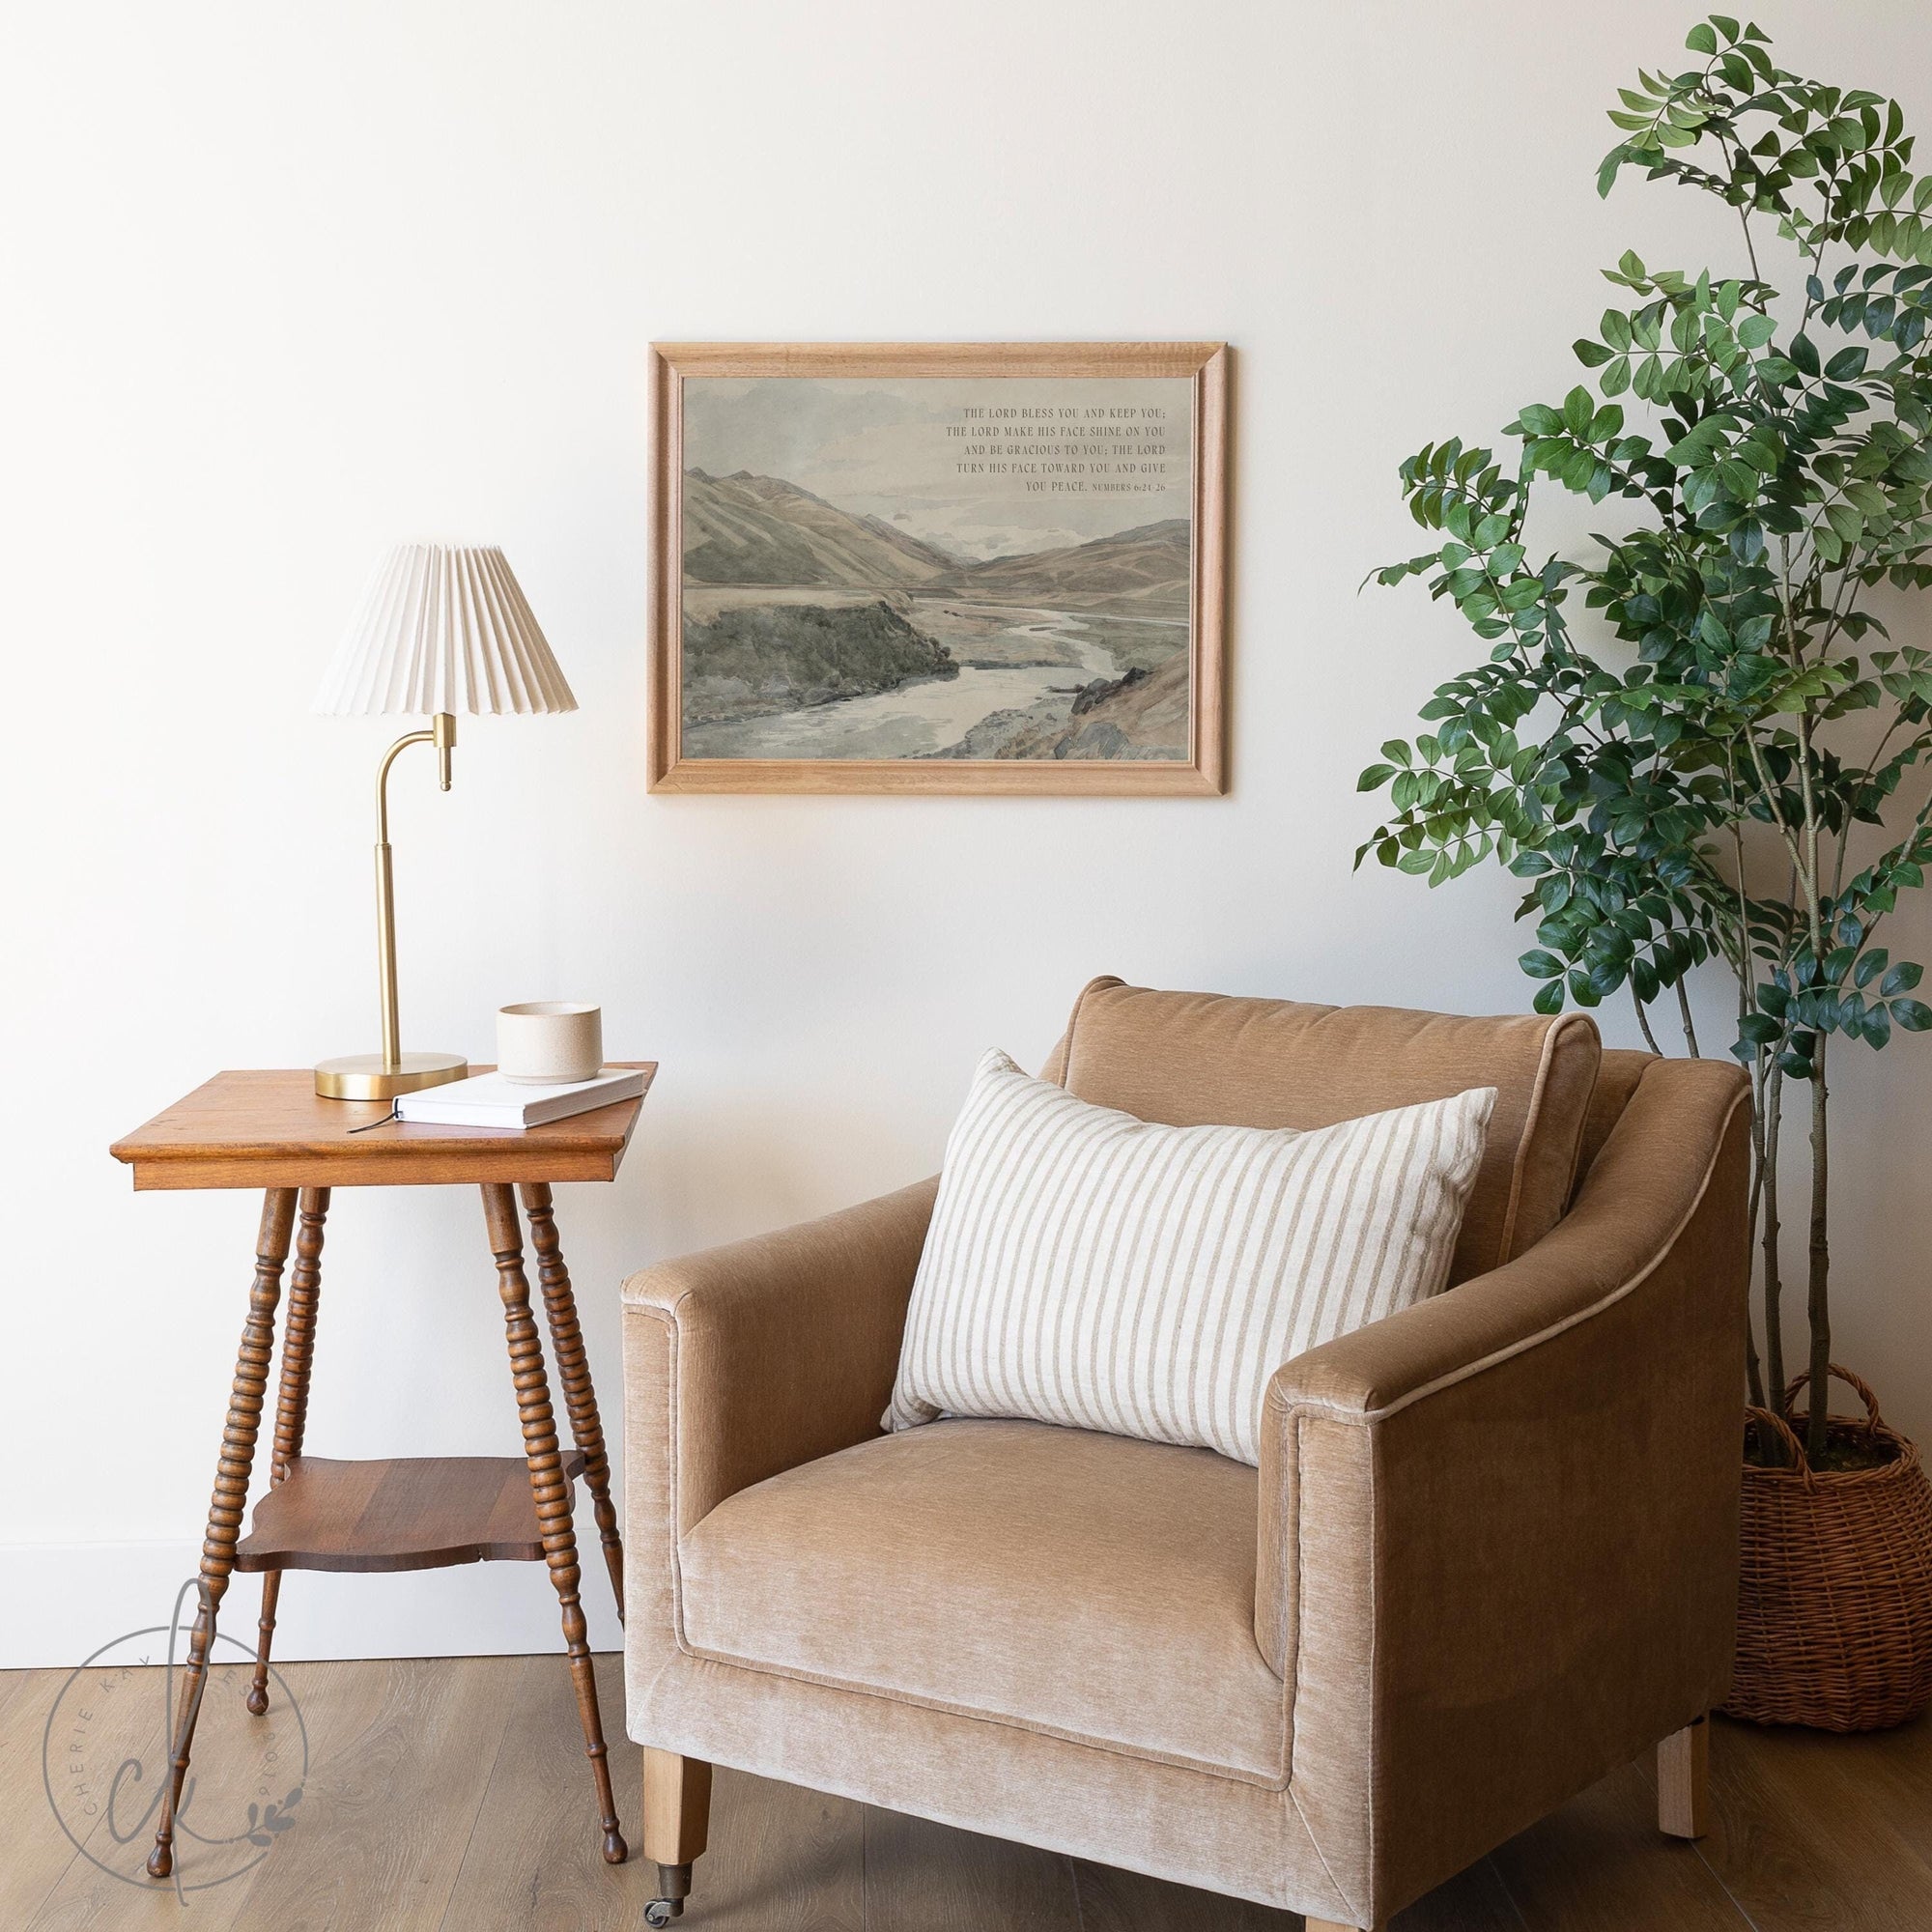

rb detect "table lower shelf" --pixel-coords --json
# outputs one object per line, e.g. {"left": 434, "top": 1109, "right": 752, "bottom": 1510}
{"left": 234, "top": 1453, "right": 587, "bottom": 1575}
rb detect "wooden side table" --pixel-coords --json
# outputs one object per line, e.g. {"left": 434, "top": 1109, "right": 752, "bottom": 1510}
{"left": 110, "top": 1065, "right": 655, "bottom": 1880}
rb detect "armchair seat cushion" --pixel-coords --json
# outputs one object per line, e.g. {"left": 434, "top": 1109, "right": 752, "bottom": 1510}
{"left": 676, "top": 1415, "right": 1288, "bottom": 1784}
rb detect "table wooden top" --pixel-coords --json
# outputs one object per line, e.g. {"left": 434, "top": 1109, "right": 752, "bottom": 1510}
{"left": 110, "top": 1065, "right": 655, "bottom": 1191}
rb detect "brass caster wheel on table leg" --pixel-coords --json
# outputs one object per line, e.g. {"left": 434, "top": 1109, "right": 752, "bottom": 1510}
{"left": 645, "top": 1861, "right": 693, "bottom": 1923}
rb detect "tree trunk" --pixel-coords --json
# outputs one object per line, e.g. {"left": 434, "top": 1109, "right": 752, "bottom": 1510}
{"left": 1744, "top": 1059, "right": 1768, "bottom": 1413}
{"left": 1761, "top": 1061, "right": 1787, "bottom": 1427}
{"left": 1805, "top": 1040, "right": 1832, "bottom": 1463}
{"left": 1676, "top": 977, "right": 1701, "bottom": 1057}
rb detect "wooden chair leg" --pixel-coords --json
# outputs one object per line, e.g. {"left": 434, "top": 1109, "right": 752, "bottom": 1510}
{"left": 150, "top": 1189, "right": 297, "bottom": 1879}
{"left": 248, "top": 1186, "right": 328, "bottom": 1716}
{"left": 1658, "top": 1713, "right": 1711, "bottom": 1839}
{"left": 482, "top": 1183, "right": 628, "bottom": 1866}
{"left": 643, "top": 1747, "right": 712, "bottom": 1922}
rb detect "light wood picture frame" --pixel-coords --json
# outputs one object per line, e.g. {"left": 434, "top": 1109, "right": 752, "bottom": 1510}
{"left": 648, "top": 342, "right": 1227, "bottom": 794}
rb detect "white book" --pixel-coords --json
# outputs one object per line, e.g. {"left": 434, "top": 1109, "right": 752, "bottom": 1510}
{"left": 394, "top": 1066, "right": 644, "bottom": 1130}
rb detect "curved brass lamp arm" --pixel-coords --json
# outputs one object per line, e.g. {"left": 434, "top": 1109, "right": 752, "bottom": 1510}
{"left": 373, "top": 713, "right": 457, "bottom": 1069}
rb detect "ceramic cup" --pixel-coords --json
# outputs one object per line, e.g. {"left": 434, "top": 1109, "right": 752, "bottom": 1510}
{"left": 497, "top": 1002, "right": 604, "bottom": 1085}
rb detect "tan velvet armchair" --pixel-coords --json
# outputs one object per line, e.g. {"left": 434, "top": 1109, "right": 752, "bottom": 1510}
{"left": 621, "top": 980, "right": 1751, "bottom": 1929}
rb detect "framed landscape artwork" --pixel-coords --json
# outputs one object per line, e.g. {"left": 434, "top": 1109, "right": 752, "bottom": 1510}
{"left": 647, "top": 342, "right": 1227, "bottom": 793}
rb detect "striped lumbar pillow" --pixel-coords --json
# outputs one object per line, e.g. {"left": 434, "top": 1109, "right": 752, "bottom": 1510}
{"left": 885, "top": 1050, "right": 1495, "bottom": 1465}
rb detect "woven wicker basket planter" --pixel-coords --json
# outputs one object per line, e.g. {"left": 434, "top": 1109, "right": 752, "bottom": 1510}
{"left": 1725, "top": 1367, "right": 1932, "bottom": 1732}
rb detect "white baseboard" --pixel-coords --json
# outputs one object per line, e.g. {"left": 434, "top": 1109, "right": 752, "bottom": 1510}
{"left": 0, "top": 1537, "right": 622, "bottom": 1670}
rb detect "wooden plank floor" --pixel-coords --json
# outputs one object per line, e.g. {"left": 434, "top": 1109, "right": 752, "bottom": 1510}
{"left": 3, "top": 1655, "right": 1926, "bottom": 1929}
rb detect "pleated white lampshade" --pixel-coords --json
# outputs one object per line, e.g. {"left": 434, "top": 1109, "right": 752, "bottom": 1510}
{"left": 313, "top": 543, "right": 578, "bottom": 716}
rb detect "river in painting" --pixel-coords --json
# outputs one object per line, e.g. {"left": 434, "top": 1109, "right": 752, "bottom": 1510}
{"left": 682, "top": 607, "right": 1126, "bottom": 760}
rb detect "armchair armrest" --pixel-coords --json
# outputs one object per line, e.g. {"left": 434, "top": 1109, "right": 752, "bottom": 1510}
{"left": 622, "top": 1177, "right": 937, "bottom": 1536}
{"left": 1257, "top": 1055, "right": 1749, "bottom": 1924}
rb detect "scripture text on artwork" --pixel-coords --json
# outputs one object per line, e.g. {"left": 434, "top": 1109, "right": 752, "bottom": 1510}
{"left": 949, "top": 404, "right": 1175, "bottom": 495}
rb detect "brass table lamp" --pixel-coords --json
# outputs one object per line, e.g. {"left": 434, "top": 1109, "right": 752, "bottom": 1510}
{"left": 311, "top": 543, "right": 578, "bottom": 1100}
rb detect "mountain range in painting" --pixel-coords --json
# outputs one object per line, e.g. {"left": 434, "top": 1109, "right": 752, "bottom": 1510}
{"left": 678, "top": 467, "right": 1192, "bottom": 761}
{"left": 682, "top": 468, "right": 1190, "bottom": 614}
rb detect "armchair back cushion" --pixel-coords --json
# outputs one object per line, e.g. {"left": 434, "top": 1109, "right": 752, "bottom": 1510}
{"left": 1572, "top": 1044, "right": 1657, "bottom": 1193}
{"left": 1044, "top": 978, "right": 1602, "bottom": 1286}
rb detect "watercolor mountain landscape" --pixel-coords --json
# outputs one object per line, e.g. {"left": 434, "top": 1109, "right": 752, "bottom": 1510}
{"left": 677, "top": 461, "right": 1194, "bottom": 763}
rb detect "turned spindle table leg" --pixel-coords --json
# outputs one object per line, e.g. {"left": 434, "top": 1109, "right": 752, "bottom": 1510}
{"left": 520, "top": 1180, "right": 625, "bottom": 1621}
{"left": 149, "top": 1188, "right": 297, "bottom": 1881}
{"left": 481, "top": 1183, "right": 628, "bottom": 1865}
{"left": 247, "top": 1187, "right": 328, "bottom": 1716}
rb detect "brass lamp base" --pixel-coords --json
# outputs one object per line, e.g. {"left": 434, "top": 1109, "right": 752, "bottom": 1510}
{"left": 314, "top": 1051, "right": 469, "bottom": 1101}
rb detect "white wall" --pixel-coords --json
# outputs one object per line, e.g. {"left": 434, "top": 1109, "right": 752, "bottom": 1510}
{"left": 5, "top": 0, "right": 1929, "bottom": 1666}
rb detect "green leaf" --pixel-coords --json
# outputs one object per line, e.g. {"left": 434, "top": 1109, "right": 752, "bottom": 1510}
{"left": 1519, "top": 950, "right": 1565, "bottom": 980}
{"left": 1825, "top": 501, "right": 1864, "bottom": 545}
{"left": 1532, "top": 980, "right": 1566, "bottom": 1015}
{"left": 1891, "top": 998, "right": 1932, "bottom": 1031}
{"left": 1737, "top": 313, "right": 1776, "bottom": 350}
{"left": 1356, "top": 763, "right": 1398, "bottom": 791}
{"left": 1883, "top": 961, "right": 1924, "bottom": 996}
{"left": 1789, "top": 331, "right": 1822, "bottom": 377}
{"left": 1562, "top": 385, "right": 1595, "bottom": 435}
{"left": 1574, "top": 338, "right": 1615, "bottom": 367}
{"left": 1686, "top": 20, "right": 1719, "bottom": 54}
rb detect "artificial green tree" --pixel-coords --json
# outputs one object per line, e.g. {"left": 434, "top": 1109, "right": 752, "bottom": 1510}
{"left": 1360, "top": 15, "right": 1932, "bottom": 1461}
